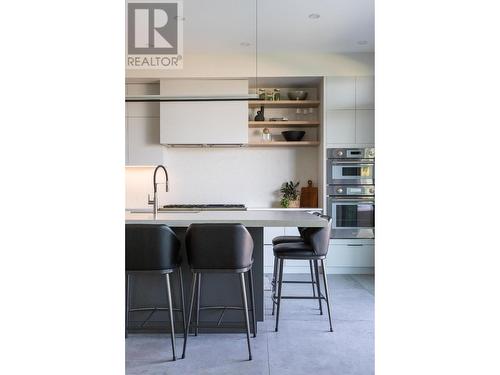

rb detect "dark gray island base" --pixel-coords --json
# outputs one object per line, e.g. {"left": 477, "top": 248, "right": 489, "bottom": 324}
{"left": 126, "top": 211, "right": 326, "bottom": 333}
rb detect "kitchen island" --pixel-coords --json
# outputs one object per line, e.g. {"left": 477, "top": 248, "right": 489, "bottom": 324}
{"left": 125, "top": 210, "right": 327, "bottom": 333}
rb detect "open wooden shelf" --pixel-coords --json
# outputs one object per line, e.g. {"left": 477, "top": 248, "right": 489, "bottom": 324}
{"left": 248, "top": 141, "right": 320, "bottom": 147}
{"left": 248, "top": 100, "right": 320, "bottom": 108}
{"left": 248, "top": 121, "right": 319, "bottom": 128}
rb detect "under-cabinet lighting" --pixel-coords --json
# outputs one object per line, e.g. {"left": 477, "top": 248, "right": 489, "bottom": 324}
{"left": 125, "top": 94, "right": 259, "bottom": 102}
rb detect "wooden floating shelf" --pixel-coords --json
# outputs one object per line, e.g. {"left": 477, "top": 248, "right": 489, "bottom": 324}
{"left": 248, "top": 100, "right": 320, "bottom": 108}
{"left": 248, "top": 121, "right": 320, "bottom": 128}
{"left": 248, "top": 141, "right": 320, "bottom": 147}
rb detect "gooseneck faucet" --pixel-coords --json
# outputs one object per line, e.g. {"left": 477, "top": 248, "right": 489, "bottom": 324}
{"left": 148, "top": 165, "right": 169, "bottom": 219}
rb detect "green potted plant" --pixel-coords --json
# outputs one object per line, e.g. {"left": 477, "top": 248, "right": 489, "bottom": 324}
{"left": 280, "top": 181, "right": 300, "bottom": 208}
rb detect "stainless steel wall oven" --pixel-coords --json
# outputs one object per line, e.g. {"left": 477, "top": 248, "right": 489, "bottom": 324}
{"left": 327, "top": 148, "right": 375, "bottom": 239}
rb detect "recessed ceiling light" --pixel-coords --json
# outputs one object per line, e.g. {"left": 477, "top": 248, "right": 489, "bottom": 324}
{"left": 240, "top": 42, "right": 251, "bottom": 47}
{"left": 308, "top": 13, "right": 320, "bottom": 19}
{"left": 357, "top": 40, "right": 368, "bottom": 45}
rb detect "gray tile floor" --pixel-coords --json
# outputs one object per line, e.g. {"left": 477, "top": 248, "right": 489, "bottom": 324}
{"left": 126, "top": 274, "right": 374, "bottom": 375}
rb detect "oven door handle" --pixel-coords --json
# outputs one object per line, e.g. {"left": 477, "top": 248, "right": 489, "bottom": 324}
{"left": 329, "top": 160, "right": 374, "bottom": 165}
{"left": 331, "top": 199, "right": 375, "bottom": 204}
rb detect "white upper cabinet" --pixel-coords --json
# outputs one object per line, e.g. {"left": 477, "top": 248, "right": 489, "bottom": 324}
{"left": 355, "top": 110, "right": 375, "bottom": 144}
{"left": 126, "top": 117, "right": 164, "bottom": 166}
{"left": 326, "top": 110, "right": 356, "bottom": 144}
{"left": 325, "top": 76, "right": 374, "bottom": 146}
{"left": 326, "top": 77, "right": 356, "bottom": 110}
{"left": 355, "top": 77, "right": 375, "bottom": 109}
{"left": 160, "top": 79, "right": 248, "bottom": 145}
{"left": 125, "top": 83, "right": 163, "bottom": 166}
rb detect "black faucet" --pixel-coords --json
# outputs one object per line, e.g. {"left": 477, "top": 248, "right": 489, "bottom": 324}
{"left": 153, "top": 165, "right": 169, "bottom": 193}
{"left": 149, "top": 165, "right": 169, "bottom": 218}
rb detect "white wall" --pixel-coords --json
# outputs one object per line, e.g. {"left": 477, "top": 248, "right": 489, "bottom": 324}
{"left": 126, "top": 52, "right": 374, "bottom": 79}
{"left": 126, "top": 148, "right": 318, "bottom": 208}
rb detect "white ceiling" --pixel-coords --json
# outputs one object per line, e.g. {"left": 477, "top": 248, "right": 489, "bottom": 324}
{"left": 181, "top": 0, "right": 374, "bottom": 54}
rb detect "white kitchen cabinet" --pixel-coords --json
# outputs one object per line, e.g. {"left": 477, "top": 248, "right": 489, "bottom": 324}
{"left": 264, "top": 227, "right": 310, "bottom": 273}
{"left": 264, "top": 227, "right": 285, "bottom": 245}
{"left": 326, "top": 77, "right": 356, "bottom": 110}
{"left": 126, "top": 117, "right": 164, "bottom": 166}
{"left": 263, "top": 244, "right": 275, "bottom": 273}
{"left": 284, "top": 227, "right": 300, "bottom": 236}
{"left": 355, "top": 77, "right": 375, "bottom": 109}
{"left": 355, "top": 110, "right": 375, "bottom": 144}
{"left": 160, "top": 79, "right": 248, "bottom": 145}
{"left": 160, "top": 101, "right": 247, "bottom": 145}
{"left": 326, "top": 239, "right": 374, "bottom": 274}
{"left": 326, "top": 110, "right": 356, "bottom": 144}
{"left": 325, "top": 76, "right": 374, "bottom": 147}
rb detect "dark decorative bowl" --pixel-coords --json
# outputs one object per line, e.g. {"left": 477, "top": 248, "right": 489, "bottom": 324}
{"left": 287, "top": 91, "right": 308, "bottom": 100}
{"left": 282, "top": 130, "right": 305, "bottom": 142}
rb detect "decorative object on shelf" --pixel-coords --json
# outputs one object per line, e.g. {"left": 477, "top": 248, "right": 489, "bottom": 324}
{"left": 262, "top": 128, "right": 272, "bottom": 142}
{"left": 258, "top": 88, "right": 266, "bottom": 100}
{"left": 269, "top": 117, "right": 288, "bottom": 121}
{"left": 266, "top": 90, "right": 274, "bottom": 101}
{"left": 273, "top": 88, "right": 281, "bottom": 101}
{"left": 280, "top": 180, "right": 300, "bottom": 208}
{"left": 254, "top": 106, "right": 265, "bottom": 121}
{"left": 287, "top": 90, "right": 308, "bottom": 100}
{"left": 300, "top": 180, "right": 318, "bottom": 208}
{"left": 282, "top": 130, "right": 305, "bottom": 141}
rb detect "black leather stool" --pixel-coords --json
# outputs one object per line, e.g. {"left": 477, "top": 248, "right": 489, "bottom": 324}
{"left": 271, "top": 212, "right": 322, "bottom": 313}
{"left": 125, "top": 224, "right": 186, "bottom": 361}
{"left": 272, "top": 215, "right": 334, "bottom": 332}
{"left": 182, "top": 223, "right": 255, "bottom": 361}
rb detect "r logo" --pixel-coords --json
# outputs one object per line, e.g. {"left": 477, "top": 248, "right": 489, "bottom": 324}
{"left": 128, "top": 2, "right": 178, "bottom": 55}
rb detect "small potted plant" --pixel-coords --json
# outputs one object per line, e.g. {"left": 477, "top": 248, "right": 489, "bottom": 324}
{"left": 280, "top": 181, "right": 300, "bottom": 208}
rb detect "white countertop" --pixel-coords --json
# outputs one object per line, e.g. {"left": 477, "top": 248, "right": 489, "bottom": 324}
{"left": 125, "top": 210, "right": 327, "bottom": 227}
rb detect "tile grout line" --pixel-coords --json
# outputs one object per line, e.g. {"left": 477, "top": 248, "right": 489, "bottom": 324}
{"left": 266, "top": 326, "right": 271, "bottom": 375}
{"left": 346, "top": 275, "right": 374, "bottom": 296}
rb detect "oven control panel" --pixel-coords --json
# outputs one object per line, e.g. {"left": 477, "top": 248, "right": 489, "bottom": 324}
{"left": 328, "top": 185, "right": 375, "bottom": 196}
{"left": 327, "top": 147, "right": 375, "bottom": 160}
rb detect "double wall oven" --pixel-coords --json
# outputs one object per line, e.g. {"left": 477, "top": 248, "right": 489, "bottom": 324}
{"left": 326, "top": 148, "right": 375, "bottom": 239}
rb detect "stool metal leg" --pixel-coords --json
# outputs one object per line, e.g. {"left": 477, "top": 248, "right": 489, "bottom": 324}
{"left": 309, "top": 260, "right": 316, "bottom": 298}
{"left": 272, "top": 257, "right": 279, "bottom": 316}
{"left": 178, "top": 267, "right": 187, "bottom": 336}
{"left": 125, "top": 273, "right": 131, "bottom": 338}
{"left": 248, "top": 268, "right": 257, "bottom": 337}
{"left": 182, "top": 272, "right": 198, "bottom": 359}
{"left": 272, "top": 256, "right": 278, "bottom": 291}
{"left": 314, "top": 260, "right": 323, "bottom": 315}
{"left": 165, "top": 273, "right": 176, "bottom": 361}
{"left": 239, "top": 273, "right": 252, "bottom": 361}
{"left": 320, "top": 259, "right": 334, "bottom": 332}
{"left": 274, "top": 258, "right": 284, "bottom": 332}
{"left": 195, "top": 274, "right": 201, "bottom": 336}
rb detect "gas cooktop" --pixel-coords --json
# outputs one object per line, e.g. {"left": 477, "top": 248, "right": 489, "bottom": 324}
{"left": 160, "top": 204, "right": 247, "bottom": 212}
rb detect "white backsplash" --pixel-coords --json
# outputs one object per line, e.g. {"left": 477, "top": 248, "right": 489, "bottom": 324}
{"left": 125, "top": 147, "right": 318, "bottom": 208}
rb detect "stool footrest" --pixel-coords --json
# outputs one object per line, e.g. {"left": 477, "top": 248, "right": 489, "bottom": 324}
{"left": 129, "top": 307, "right": 183, "bottom": 312}
{"left": 271, "top": 295, "right": 325, "bottom": 304}
{"left": 198, "top": 306, "right": 247, "bottom": 311}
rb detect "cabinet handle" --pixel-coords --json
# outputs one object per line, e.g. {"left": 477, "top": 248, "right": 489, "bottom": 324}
{"left": 347, "top": 244, "right": 363, "bottom": 247}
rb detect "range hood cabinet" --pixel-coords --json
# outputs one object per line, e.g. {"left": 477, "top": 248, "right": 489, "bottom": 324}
{"left": 160, "top": 80, "right": 249, "bottom": 146}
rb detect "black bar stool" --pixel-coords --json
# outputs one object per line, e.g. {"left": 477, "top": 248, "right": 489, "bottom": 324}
{"left": 272, "top": 215, "right": 333, "bottom": 332}
{"left": 125, "top": 224, "right": 186, "bottom": 361}
{"left": 182, "top": 223, "right": 255, "bottom": 361}
{"left": 271, "top": 212, "right": 322, "bottom": 314}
